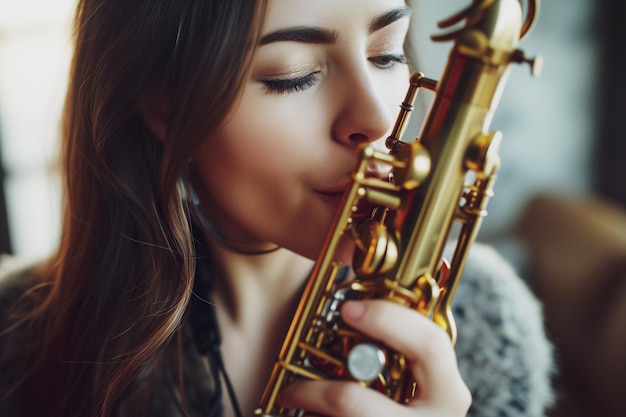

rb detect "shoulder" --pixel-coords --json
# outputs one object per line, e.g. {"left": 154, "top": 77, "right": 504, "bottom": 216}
{"left": 451, "top": 243, "right": 555, "bottom": 417}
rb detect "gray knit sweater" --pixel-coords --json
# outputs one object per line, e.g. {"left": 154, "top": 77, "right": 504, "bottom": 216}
{"left": 0, "top": 243, "right": 554, "bottom": 416}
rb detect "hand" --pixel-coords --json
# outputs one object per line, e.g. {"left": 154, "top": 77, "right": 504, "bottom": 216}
{"left": 277, "top": 299, "right": 471, "bottom": 417}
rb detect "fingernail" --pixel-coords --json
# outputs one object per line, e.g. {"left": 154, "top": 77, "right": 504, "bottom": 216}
{"left": 342, "top": 300, "right": 365, "bottom": 320}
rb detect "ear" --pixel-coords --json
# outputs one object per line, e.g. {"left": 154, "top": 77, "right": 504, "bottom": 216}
{"left": 141, "top": 102, "right": 169, "bottom": 142}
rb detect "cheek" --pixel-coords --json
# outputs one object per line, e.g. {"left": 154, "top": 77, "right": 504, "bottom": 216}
{"left": 208, "top": 95, "right": 306, "bottom": 179}
{"left": 196, "top": 119, "right": 299, "bottom": 219}
{"left": 227, "top": 91, "right": 328, "bottom": 166}
{"left": 192, "top": 92, "right": 336, "bottom": 257}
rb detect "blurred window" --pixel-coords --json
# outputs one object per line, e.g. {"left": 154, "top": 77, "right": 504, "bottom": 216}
{"left": 0, "top": 0, "right": 75, "bottom": 256}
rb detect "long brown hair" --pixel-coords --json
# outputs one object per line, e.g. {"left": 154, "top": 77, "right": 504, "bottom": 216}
{"left": 9, "top": 1, "right": 266, "bottom": 415}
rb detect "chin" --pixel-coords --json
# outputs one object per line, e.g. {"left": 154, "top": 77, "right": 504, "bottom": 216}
{"left": 303, "top": 232, "right": 356, "bottom": 267}
{"left": 285, "top": 204, "right": 356, "bottom": 262}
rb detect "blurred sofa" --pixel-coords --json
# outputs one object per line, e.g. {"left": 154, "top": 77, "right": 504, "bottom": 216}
{"left": 516, "top": 194, "right": 626, "bottom": 417}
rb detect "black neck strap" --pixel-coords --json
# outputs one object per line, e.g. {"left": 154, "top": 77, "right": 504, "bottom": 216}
{"left": 189, "top": 224, "right": 244, "bottom": 417}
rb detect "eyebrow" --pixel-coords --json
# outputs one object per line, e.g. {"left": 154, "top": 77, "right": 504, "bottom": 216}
{"left": 259, "top": 27, "right": 338, "bottom": 45}
{"left": 369, "top": 6, "right": 413, "bottom": 34}
{"left": 259, "top": 6, "right": 412, "bottom": 46}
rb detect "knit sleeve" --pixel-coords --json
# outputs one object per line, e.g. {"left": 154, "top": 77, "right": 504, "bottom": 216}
{"left": 450, "top": 243, "right": 555, "bottom": 417}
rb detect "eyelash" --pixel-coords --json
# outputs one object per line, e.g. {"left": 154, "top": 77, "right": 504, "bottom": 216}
{"left": 261, "top": 72, "right": 322, "bottom": 95}
{"left": 369, "top": 53, "right": 408, "bottom": 69}
{"left": 260, "top": 53, "right": 408, "bottom": 95}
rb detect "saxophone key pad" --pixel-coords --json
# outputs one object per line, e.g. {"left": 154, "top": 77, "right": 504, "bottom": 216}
{"left": 347, "top": 343, "right": 387, "bottom": 383}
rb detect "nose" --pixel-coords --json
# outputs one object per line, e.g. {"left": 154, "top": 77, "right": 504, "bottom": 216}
{"left": 331, "top": 71, "right": 395, "bottom": 147}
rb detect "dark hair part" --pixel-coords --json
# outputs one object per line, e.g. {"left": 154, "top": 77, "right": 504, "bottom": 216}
{"left": 10, "top": 1, "right": 267, "bottom": 416}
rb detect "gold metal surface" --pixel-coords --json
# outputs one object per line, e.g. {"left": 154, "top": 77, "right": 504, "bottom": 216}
{"left": 255, "top": 1, "right": 541, "bottom": 415}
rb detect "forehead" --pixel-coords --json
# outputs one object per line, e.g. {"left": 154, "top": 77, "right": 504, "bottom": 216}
{"left": 262, "top": 0, "right": 409, "bottom": 32}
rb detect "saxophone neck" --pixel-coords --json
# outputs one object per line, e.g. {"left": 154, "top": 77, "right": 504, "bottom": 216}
{"left": 433, "top": 0, "right": 542, "bottom": 77}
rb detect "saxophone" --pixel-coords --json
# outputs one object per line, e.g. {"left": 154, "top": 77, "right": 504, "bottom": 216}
{"left": 256, "top": 0, "right": 541, "bottom": 415}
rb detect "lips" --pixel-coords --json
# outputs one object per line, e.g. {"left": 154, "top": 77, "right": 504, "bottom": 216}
{"left": 315, "top": 180, "right": 378, "bottom": 218}
{"left": 315, "top": 184, "right": 350, "bottom": 209}
{"left": 315, "top": 158, "right": 393, "bottom": 216}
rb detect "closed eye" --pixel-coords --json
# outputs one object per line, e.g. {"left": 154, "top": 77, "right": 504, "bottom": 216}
{"left": 369, "top": 53, "right": 408, "bottom": 69}
{"left": 260, "top": 71, "right": 322, "bottom": 95}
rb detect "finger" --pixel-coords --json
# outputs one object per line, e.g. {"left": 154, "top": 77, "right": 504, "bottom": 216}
{"left": 340, "top": 299, "right": 471, "bottom": 409}
{"left": 278, "top": 379, "right": 406, "bottom": 417}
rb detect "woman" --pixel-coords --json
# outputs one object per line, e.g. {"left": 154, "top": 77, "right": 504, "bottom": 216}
{"left": 0, "top": 0, "right": 553, "bottom": 416}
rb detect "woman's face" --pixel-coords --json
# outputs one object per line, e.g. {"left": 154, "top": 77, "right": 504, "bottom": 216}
{"left": 193, "top": 0, "right": 411, "bottom": 259}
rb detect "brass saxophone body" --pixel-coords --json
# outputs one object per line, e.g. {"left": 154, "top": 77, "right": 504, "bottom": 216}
{"left": 256, "top": 1, "right": 541, "bottom": 415}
